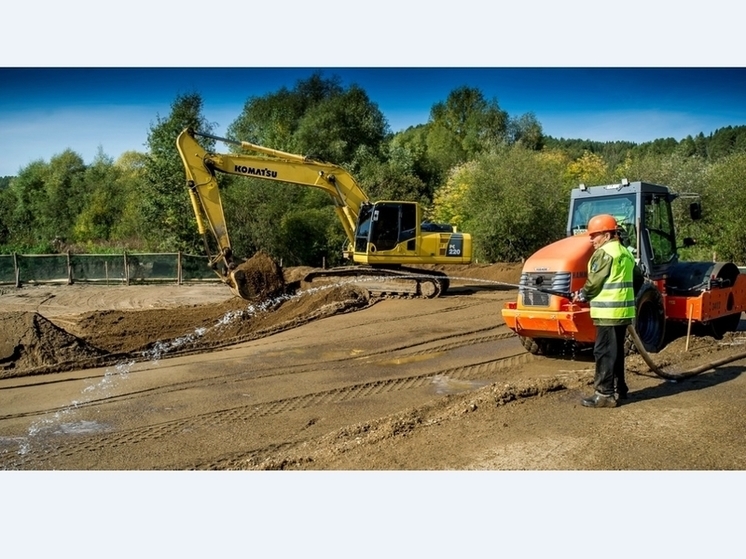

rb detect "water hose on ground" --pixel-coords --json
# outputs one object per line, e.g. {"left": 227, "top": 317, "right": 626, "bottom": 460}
{"left": 626, "top": 324, "right": 746, "bottom": 381}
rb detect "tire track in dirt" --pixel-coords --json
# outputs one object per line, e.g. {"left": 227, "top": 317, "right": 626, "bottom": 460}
{"left": 0, "top": 323, "right": 518, "bottom": 423}
{"left": 2, "top": 349, "right": 538, "bottom": 469}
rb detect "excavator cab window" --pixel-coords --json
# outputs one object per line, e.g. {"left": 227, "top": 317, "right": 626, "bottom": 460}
{"left": 354, "top": 202, "right": 417, "bottom": 253}
{"left": 399, "top": 203, "right": 417, "bottom": 243}
{"left": 369, "top": 203, "right": 402, "bottom": 252}
{"left": 354, "top": 204, "right": 374, "bottom": 253}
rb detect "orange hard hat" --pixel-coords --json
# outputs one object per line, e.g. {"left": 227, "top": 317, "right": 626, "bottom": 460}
{"left": 587, "top": 214, "right": 618, "bottom": 235}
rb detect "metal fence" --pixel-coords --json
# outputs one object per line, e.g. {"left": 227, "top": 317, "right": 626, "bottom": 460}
{"left": 0, "top": 252, "right": 221, "bottom": 286}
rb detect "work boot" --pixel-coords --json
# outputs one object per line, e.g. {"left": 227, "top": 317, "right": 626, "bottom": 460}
{"left": 617, "top": 386, "right": 629, "bottom": 400}
{"left": 581, "top": 392, "right": 617, "bottom": 408}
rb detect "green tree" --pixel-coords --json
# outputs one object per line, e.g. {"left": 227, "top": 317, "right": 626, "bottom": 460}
{"left": 143, "top": 93, "right": 214, "bottom": 252}
{"left": 699, "top": 153, "right": 746, "bottom": 263}
{"left": 425, "top": 86, "right": 508, "bottom": 181}
{"left": 389, "top": 124, "right": 441, "bottom": 188}
{"left": 279, "top": 206, "right": 346, "bottom": 267}
{"left": 72, "top": 148, "right": 124, "bottom": 245}
{"left": 694, "top": 132, "right": 708, "bottom": 158}
{"left": 679, "top": 135, "right": 697, "bottom": 157}
{"left": 45, "top": 150, "right": 88, "bottom": 245}
{"left": 6, "top": 151, "right": 87, "bottom": 251}
{"left": 443, "top": 146, "right": 569, "bottom": 262}
{"left": 293, "top": 84, "right": 388, "bottom": 169}
{"left": 227, "top": 72, "right": 328, "bottom": 148}
{"left": 110, "top": 151, "right": 150, "bottom": 248}
{"left": 431, "top": 161, "right": 475, "bottom": 230}
{"left": 356, "top": 140, "right": 431, "bottom": 204}
{"left": 565, "top": 151, "right": 611, "bottom": 186}
{"left": 0, "top": 178, "right": 17, "bottom": 248}
{"left": 508, "top": 112, "right": 544, "bottom": 150}
{"left": 228, "top": 72, "right": 345, "bottom": 150}
{"left": 222, "top": 73, "right": 392, "bottom": 265}
{"left": 5, "top": 160, "right": 47, "bottom": 250}
{"left": 228, "top": 73, "right": 388, "bottom": 171}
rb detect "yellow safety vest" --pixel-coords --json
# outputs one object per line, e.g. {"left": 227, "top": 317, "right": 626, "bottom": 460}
{"left": 589, "top": 241, "right": 636, "bottom": 321}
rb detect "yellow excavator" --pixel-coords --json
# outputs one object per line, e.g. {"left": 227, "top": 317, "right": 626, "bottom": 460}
{"left": 176, "top": 128, "right": 472, "bottom": 299}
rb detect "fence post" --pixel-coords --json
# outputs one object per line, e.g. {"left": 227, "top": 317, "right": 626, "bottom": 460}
{"left": 13, "top": 252, "right": 20, "bottom": 288}
{"left": 124, "top": 251, "right": 130, "bottom": 285}
{"left": 67, "top": 251, "right": 73, "bottom": 285}
{"left": 177, "top": 251, "right": 182, "bottom": 285}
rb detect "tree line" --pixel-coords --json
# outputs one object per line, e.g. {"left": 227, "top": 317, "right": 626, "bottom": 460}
{"left": 1, "top": 72, "right": 745, "bottom": 266}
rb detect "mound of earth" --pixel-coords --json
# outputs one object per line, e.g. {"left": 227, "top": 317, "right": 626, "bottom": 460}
{"left": 28, "top": 284, "right": 372, "bottom": 372}
{"left": 0, "top": 312, "right": 107, "bottom": 378}
{"left": 231, "top": 251, "right": 285, "bottom": 300}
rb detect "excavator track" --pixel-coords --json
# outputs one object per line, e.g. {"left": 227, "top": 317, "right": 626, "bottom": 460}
{"left": 301, "top": 266, "right": 450, "bottom": 299}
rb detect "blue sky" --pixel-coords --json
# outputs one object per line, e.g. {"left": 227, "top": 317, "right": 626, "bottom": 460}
{"left": 1, "top": 3, "right": 744, "bottom": 178}
{"left": 2, "top": 67, "right": 745, "bottom": 177}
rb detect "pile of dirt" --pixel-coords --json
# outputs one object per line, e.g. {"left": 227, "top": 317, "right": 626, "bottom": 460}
{"left": 69, "top": 297, "right": 250, "bottom": 354}
{"left": 0, "top": 312, "right": 106, "bottom": 377}
{"left": 193, "top": 283, "right": 372, "bottom": 349}
{"left": 231, "top": 251, "right": 285, "bottom": 300}
{"left": 77, "top": 283, "right": 373, "bottom": 356}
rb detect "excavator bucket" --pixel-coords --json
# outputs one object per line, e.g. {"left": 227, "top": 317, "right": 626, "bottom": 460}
{"left": 225, "top": 251, "right": 285, "bottom": 301}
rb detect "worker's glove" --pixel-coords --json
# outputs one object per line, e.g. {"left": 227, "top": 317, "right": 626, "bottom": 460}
{"left": 571, "top": 290, "right": 587, "bottom": 303}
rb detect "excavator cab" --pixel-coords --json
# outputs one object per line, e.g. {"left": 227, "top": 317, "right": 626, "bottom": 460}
{"left": 354, "top": 202, "right": 418, "bottom": 254}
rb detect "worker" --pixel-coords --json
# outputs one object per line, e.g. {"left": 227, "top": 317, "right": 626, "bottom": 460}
{"left": 572, "top": 214, "right": 637, "bottom": 408}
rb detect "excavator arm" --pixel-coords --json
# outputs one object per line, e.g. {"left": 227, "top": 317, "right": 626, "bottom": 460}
{"left": 176, "top": 127, "right": 371, "bottom": 292}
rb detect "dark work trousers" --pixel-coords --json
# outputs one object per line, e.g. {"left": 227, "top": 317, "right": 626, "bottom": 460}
{"left": 593, "top": 324, "right": 629, "bottom": 396}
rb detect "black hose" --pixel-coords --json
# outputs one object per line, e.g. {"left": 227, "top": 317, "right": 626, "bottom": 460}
{"left": 627, "top": 324, "right": 746, "bottom": 380}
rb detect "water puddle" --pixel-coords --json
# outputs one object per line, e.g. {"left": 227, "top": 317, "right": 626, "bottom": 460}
{"left": 376, "top": 353, "right": 443, "bottom": 366}
{"left": 430, "top": 374, "right": 490, "bottom": 395}
{"left": 53, "top": 420, "right": 110, "bottom": 435}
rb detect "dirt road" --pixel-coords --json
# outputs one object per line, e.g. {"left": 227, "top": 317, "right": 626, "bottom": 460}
{"left": 1, "top": 268, "right": 745, "bottom": 470}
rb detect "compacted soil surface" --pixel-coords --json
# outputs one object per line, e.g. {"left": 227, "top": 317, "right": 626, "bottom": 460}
{"left": 1, "top": 261, "right": 745, "bottom": 471}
